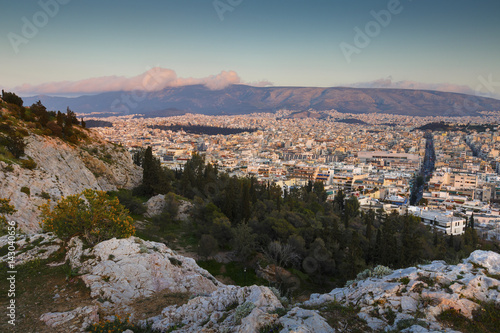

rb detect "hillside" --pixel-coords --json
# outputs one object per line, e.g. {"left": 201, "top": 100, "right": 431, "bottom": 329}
{"left": 0, "top": 99, "right": 141, "bottom": 232}
{"left": 1, "top": 233, "right": 499, "bottom": 332}
{"left": 24, "top": 85, "right": 500, "bottom": 117}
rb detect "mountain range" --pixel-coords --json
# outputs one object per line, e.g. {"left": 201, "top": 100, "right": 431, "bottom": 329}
{"left": 23, "top": 85, "right": 500, "bottom": 117}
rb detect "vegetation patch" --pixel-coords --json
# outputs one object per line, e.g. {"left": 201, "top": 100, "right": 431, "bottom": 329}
{"left": 437, "top": 301, "right": 500, "bottom": 333}
{"left": 303, "top": 301, "right": 370, "bottom": 332}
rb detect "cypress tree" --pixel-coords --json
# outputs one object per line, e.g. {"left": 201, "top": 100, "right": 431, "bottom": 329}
{"left": 142, "top": 146, "right": 158, "bottom": 196}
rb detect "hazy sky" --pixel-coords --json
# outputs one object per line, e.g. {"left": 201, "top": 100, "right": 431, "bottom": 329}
{"left": 1, "top": 0, "right": 499, "bottom": 97}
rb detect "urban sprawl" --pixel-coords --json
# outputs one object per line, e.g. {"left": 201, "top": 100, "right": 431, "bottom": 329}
{"left": 90, "top": 110, "right": 500, "bottom": 241}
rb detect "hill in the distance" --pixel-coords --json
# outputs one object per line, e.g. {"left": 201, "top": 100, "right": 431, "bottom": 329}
{"left": 23, "top": 85, "right": 500, "bottom": 117}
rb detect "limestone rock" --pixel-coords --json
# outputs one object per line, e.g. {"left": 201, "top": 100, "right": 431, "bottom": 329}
{"left": 279, "top": 307, "right": 334, "bottom": 333}
{"left": 239, "top": 307, "right": 278, "bottom": 333}
{"left": 0, "top": 232, "right": 62, "bottom": 265}
{"left": 67, "top": 237, "right": 222, "bottom": 304}
{"left": 303, "top": 250, "right": 500, "bottom": 332}
{"left": 466, "top": 250, "right": 500, "bottom": 275}
{"left": 39, "top": 305, "right": 99, "bottom": 332}
{"left": 0, "top": 133, "right": 141, "bottom": 232}
{"left": 151, "top": 285, "right": 282, "bottom": 332}
{"left": 144, "top": 194, "right": 166, "bottom": 217}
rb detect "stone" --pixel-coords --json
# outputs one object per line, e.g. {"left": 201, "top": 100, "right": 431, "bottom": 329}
{"left": 279, "top": 307, "right": 334, "bottom": 333}
{"left": 40, "top": 305, "right": 99, "bottom": 331}
{"left": 239, "top": 307, "right": 277, "bottom": 333}
{"left": 144, "top": 194, "right": 166, "bottom": 217}
{"left": 0, "top": 233, "right": 62, "bottom": 265}
{"left": 466, "top": 250, "right": 500, "bottom": 275}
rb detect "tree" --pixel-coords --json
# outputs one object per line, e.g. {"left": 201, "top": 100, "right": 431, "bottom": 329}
{"left": 333, "top": 189, "right": 345, "bottom": 212}
{"left": 232, "top": 223, "right": 257, "bottom": 262}
{"left": 142, "top": 146, "right": 159, "bottom": 195}
{"left": 40, "top": 189, "right": 135, "bottom": 245}
{"left": 345, "top": 196, "right": 360, "bottom": 218}
{"left": 263, "top": 241, "right": 300, "bottom": 268}
{"left": 56, "top": 111, "right": 64, "bottom": 127}
{"left": 198, "top": 234, "right": 218, "bottom": 260}
{"left": 30, "top": 101, "right": 49, "bottom": 126}
{"left": 46, "top": 121, "right": 63, "bottom": 137}
{"left": 1, "top": 90, "right": 23, "bottom": 107}
{"left": 132, "top": 148, "right": 145, "bottom": 167}
{"left": 66, "top": 107, "right": 79, "bottom": 125}
{"left": 313, "top": 181, "right": 327, "bottom": 202}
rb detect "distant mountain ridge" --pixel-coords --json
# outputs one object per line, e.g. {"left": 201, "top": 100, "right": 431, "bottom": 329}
{"left": 23, "top": 85, "right": 500, "bottom": 117}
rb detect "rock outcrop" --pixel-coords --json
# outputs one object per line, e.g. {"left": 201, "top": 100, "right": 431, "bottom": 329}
{"left": 304, "top": 250, "right": 500, "bottom": 332}
{"left": 0, "top": 132, "right": 141, "bottom": 232}
{"left": 2, "top": 232, "right": 498, "bottom": 333}
{"left": 65, "top": 237, "right": 222, "bottom": 305}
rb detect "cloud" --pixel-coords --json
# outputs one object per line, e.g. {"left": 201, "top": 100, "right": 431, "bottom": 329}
{"left": 348, "top": 76, "right": 478, "bottom": 96}
{"left": 13, "top": 68, "right": 271, "bottom": 96}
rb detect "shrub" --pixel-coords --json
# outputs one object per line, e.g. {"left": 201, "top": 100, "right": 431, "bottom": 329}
{"left": 0, "top": 134, "right": 25, "bottom": 158}
{"left": 21, "top": 158, "right": 37, "bottom": 170}
{"left": 234, "top": 301, "right": 256, "bottom": 324}
{"left": 40, "top": 191, "right": 51, "bottom": 199}
{"left": 20, "top": 186, "right": 30, "bottom": 196}
{"left": 0, "top": 198, "right": 16, "bottom": 231}
{"left": 114, "top": 190, "right": 146, "bottom": 215}
{"left": 40, "top": 189, "right": 135, "bottom": 245}
{"left": 3, "top": 164, "right": 14, "bottom": 172}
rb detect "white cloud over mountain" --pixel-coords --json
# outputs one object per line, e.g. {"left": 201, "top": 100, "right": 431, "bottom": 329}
{"left": 14, "top": 68, "right": 272, "bottom": 96}
{"left": 348, "top": 76, "right": 477, "bottom": 95}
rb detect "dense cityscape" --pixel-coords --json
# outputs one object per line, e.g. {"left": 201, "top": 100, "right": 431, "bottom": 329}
{"left": 90, "top": 110, "right": 500, "bottom": 241}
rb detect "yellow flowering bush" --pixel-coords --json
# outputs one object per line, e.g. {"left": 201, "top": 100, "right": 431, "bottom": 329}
{"left": 40, "top": 189, "right": 135, "bottom": 245}
{"left": 0, "top": 198, "right": 16, "bottom": 234}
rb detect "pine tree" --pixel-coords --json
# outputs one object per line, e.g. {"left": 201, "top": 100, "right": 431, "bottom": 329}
{"left": 142, "top": 146, "right": 158, "bottom": 196}
{"left": 56, "top": 111, "right": 64, "bottom": 127}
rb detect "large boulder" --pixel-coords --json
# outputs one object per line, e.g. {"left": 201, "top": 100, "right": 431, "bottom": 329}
{"left": 66, "top": 237, "right": 221, "bottom": 304}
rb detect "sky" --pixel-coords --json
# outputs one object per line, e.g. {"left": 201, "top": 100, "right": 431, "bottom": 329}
{"left": 0, "top": 0, "right": 499, "bottom": 98}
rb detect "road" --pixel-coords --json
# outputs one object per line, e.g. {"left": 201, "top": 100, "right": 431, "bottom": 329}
{"left": 410, "top": 131, "right": 435, "bottom": 205}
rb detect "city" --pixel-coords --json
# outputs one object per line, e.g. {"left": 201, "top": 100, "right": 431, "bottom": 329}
{"left": 90, "top": 110, "right": 500, "bottom": 241}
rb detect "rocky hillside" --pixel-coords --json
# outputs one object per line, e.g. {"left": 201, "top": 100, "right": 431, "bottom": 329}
{"left": 1, "top": 233, "right": 499, "bottom": 333}
{"left": 0, "top": 131, "right": 141, "bottom": 232}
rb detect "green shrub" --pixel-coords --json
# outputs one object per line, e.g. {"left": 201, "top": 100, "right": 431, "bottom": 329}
{"left": 20, "top": 186, "right": 30, "bottom": 196}
{"left": 234, "top": 301, "right": 256, "bottom": 323}
{"left": 40, "top": 191, "right": 51, "bottom": 199}
{"left": 3, "top": 164, "right": 14, "bottom": 172}
{"left": 40, "top": 189, "right": 135, "bottom": 245}
{"left": 21, "top": 158, "right": 37, "bottom": 170}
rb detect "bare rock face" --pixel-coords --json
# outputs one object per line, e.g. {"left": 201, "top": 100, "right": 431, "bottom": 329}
{"left": 0, "top": 232, "right": 62, "bottom": 265}
{"left": 304, "top": 251, "right": 500, "bottom": 332}
{"left": 0, "top": 132, "right": 141, "bottom": 232}
{"left": 39, "top": 305, "right": 99, "bottom": 332}
{"left": 149, "top": 284, "right": 283, "bottom": 332}
{"left": 66, "top": 237, "right": 221, "bottom": 305}
{"left": 144, "top": 194, "right": 166, "bottom": 217}
{"left": 280, "top": 307, "right": 335, "bottom": 333}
